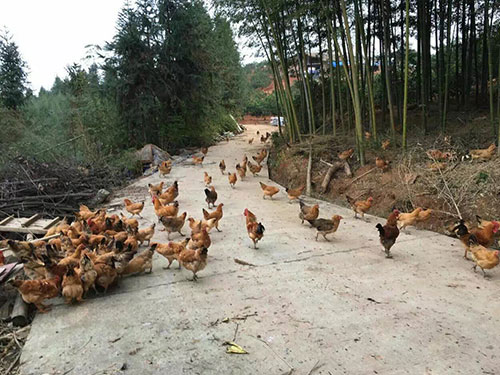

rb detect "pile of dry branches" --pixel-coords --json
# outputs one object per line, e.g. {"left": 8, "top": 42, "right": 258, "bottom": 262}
{"left": 0, "top": 157, "right": 124, "bottom": 218}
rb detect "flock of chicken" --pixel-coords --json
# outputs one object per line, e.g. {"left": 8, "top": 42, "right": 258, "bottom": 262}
{"left": 6, "top": 129, "right": 500, "bottom": 315}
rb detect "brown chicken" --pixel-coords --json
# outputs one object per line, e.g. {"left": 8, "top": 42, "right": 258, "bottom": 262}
{"left": 188, "top": 217, "right": 216, "bottom": 234}
{"left": 236, "top": 163, "right": 246, "bottom": 179}
{"left": 244, "top": 208, "right": 265, "bottom": 249}
{"left": 204, "top": 172, "right": 212, "bottom": 186}
{"left": 248, "top": 138, "right": 254, "bottom": 144}
{"left": 123, "top": 198, "right": 145, "bottom": 218}
{"left": 193, "top": 155, "right": 205, "bottom": 165}
{"left": 308, "top": 215, "right": 343, "bottom": 241}
{"left": 397, "top": 207, "right": 423, "bottom": 231}
{"left": 364, "top": 131, "right": 371, "bottom": 140}
{"left": 62, "top": 267, "right": 84, "bottom": 304}
{"left": 153, "top": 197, "right": 179, "bottom": 218}
{"left": 247, "top": 161, "right": 262, "bottom": 176}
{"left": 346, "top": 195, "right": 373, "bottom": 220}
{"left": 121, "top": 245, "right": 156, "bottom": 275}
{"left": 188, "top": 228, "right": 211, "bottom": 250}
{"left": 9, "top": 275, "right": 61, "bottom": 312}
{"left": 204, "top": 186, "right": 218, "bottom": 208}
{"left": 160, "top": 212, "right": 187, "bottom": 240}
{"left": 178, "top": 247, "right": 209, "bottom": 281}
{"left": 417, "top": 208, "right": 432, "bottom": 222}
{"left": 375, "top": 157, "right": 390, "bottom": 171}
{"left": 299, "top": 200, "right": 320, "bottom": 224}
{"left": 286, "top": 185, "right": 304, "bottom": 202}
{"left": 58, "top": 244, "right": 85, "bottom": 268}
{"left": 260, "top": 182, "right": 280, "bottom": 200}
{"left": 376, "top": 209, "right": 401, "bottom": 258}
{"left": 155, "top": 239, "right": 189, "bottom": 269}
{"left": 136, "top": 223, "right": 156, "bottom": 246}
{"left": 338, "top": 148, "right": 354, "bottom": 161}
{"left": 202, "top": 203, "right": 224, "bottom": 232}
{"left": 201, "top": 147, "right": 208, "bottom": 155}
{"left": 148, "top": 181, "right": 164, "bottom": 196}
{"left": 77, "top": 205, "right": 100, "bottom": 221}
{"left": 452, "top": 219, "right": 499, "bottom": 259}
{"left": 79, "top": 253, "right": 97, "bottom": 296}
{"left": 470, "top": 143, "right": 496, "bottom": 161}
{"left": 228, "top": 172, "right": 237, "bottom": 188}
{"left": 157, "top": 183, "right": 177, "bottom": 205}
{"left": 468, "top": 236, "right": 499, "bottom": 277}
{"left": 252, "top": 149, "right": 267, "bottom": 164}
{"left": 426, "top": 149, "right": 449, "bottom": 161}
{"left": 219, "top": 159, "right": 226, "bottom": 175}
{"left": 94, "top": 261, "right": 118, "bottom": 293}
{"left": 381, "top": 140, "right": 390, "bottom": 150}
{"left": 159, "top": 161, "right": 172, "bottom": 177}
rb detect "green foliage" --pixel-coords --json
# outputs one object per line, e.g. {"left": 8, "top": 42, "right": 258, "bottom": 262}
{"left": 0, "top": 30, "right": 28, "bottom": 109}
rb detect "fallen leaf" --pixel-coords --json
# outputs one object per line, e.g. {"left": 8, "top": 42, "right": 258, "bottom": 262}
{"left": 223, "top": 341, "right": 249, "bottom": 354}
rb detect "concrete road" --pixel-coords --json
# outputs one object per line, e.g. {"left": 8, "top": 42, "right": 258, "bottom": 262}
{"left": 20, "top": 124, "right": 500, "bottom": 375}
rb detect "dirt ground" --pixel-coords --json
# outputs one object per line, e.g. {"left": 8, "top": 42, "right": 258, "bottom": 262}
{"left": 18, "top": 124, "right": 500, "bottom": 375}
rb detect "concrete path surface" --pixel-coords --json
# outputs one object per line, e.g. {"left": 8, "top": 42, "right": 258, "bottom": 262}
{"left": 20, "top": 124, "right": 500, "bottom": 375}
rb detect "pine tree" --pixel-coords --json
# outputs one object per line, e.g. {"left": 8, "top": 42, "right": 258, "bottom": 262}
{"left": 0, "top": 30, "right": 28, "bottom": 110}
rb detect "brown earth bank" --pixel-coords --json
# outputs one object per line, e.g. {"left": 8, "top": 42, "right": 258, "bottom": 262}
{"left": 267, "top": 114, "right": 500, "bottom": 238}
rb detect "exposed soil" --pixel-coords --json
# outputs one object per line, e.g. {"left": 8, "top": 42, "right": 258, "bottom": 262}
{"left": 268, "top": 110, "right": 500, "bottom": 236}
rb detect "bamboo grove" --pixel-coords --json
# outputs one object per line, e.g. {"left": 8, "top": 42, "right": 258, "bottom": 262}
{"left": 215, "top": 0, "right": 500, "bottom": 164}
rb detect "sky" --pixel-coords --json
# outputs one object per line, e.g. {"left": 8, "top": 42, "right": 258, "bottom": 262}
{"left": 0, "top": 0, "right": 126, "bottom": 92}
{"left": 0, "top": 0, "right": 261, "bottom": 94}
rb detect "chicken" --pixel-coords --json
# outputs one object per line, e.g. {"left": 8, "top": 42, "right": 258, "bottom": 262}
{"left": 416, "top": 208, "right": 432, "bottom": 222}
{"left": 260, "top": 135, "right": 266, "bottom": 143}
{"left": 202, "top": 203, "right": 224, "bottom": 232}
{"left": 470, "top": 143, "right": 496, "bottom": 161}
{"left": 136, "top": 223, "right": 156, "bottom": 246}
{"left": 153, "top": 196, "right": 179, "bottom": 218}
{"left": 375, "top": 209, "right": 401, "bottom": 258}
{"left": 155, "top": 239, "right": 189, "bottom": 269}
{"left": 468, "top": 236, "right": 499, "bottom": 277}
{"left": 248, "top": 138, "right": 254, "bottom": 144}
{"left": 426, "top": 149, "right": 449, "bottom": 161}
{"left": 252, "top": 149, "right": 267, "bottom": 164}
{"left": 9, "top": 275, "right": 60, "bottom": 312}
{"left": 160, "top": 212, "right": 187, "bottom": 240}
{"left": 123, "top": 198, "right": 145, "bottom": 218}
{"left": 62, "top": 267, "right": 84, "bottom": 304}
{"left": 338, "top": 148, "right": 354, "bottom": 161}
{"left": 427, "top": 162, "right": 447, "bottom": 171}
{"left": 286, "top": 185, "right": 304, "bottom": 202}
{"left": 121, "top": 244, "right": 156, "bottom": 275}
{"left": 244, "top": 208, "right": 257, "bottom": 226}
{"left": 157, "top": 182, "right": 178, "bottom": 205}
{"left": 58, "top": 244, "right": 85, "bottom": 268}
{"left": 381, "top": 140, "right": 390, "bottom": 150}
{"left": 228, "top": 172, "right": 237, "bottom": 188}
{"left": 308, "top": 215, "right": 343, "bottom": 241}
{"left": 77, "top": 205, "right": 100, "bottom": 221}
{"left": 193, "top": 155, "right": 205, "bottom": 165}
{"left": 259, "top": 182, "right": 280, "bottom": 200}
{"left": 452, "top": 219, "right": 499, "bottom": 259}
{"left": 219, "top": 159, "right": 226, "bottom": 175}
{"left": 204, "top": 172, "right": 212, "bottom": 186}
{"left": 346, "top": 195, "right": 373, "bottom": 220}
{"left": 188, "top": 228, "right": 211, "bottom": 250}
{"left": 299, "top": 200, "right": 320, "bottom": 224}
{"left": 397, "top": 207, "right": 423, "bottom": 231}
{"left": 158, "top": 161, "right": 172, "bottom": 177}
{"left": 364, "top": 131, "right": 371, "bottom": 140}
{"left": 247, "top": 161, "right": 262, "bottom": 176}
{"left": 94, "top": 261, "right": 118, "bottom": 293}
{"left": 178, "top": 247, "right": 208, "bottom": 281}
{"left": 375, "top": 157, "right": 390, "bottom": 171}
{"left": 79, "top": 253, "right": 97, "bottom": 296}
{"left": 188, "top": 217, "right": 216, "bottom": 234}
{"left": 201, "top": 146, "right": 208, "bottom": 155}
{"left": 244, "top": 209, "right": 265, "bottom": 249}
{"left": 120, "top": 214, "right": 139, "bottom": 234}
{"left": 148, "top": 181, "right": 164, "bottom": 196}
{"left": 204, "top": 186, "right": 218, "bottom": 208}
{"left": 236, "top": 163, "right": 246, "bottom": 179}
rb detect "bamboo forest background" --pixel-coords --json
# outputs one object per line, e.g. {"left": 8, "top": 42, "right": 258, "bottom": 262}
{"left": 216, "top": 0, "right": 500, "bottom": 165}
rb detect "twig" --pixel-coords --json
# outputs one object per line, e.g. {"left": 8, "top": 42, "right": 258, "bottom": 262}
{"left": 234, "top": 258, "right": 256, "bottom": 267}
{"left": 232, "top": 323, "right": 239, "bottom": 342}
{"left": 306, "top": 360, "right": 324, "bottom": 375}
{"left": 252, "top": 336, "right": 294, "bottom": 372}
{"left": 319, "top": 159, "right": 334, "bottom": 167}
{"left": 5, "top": 352, "right": 21, "bottom": 374}
{"left": 345, "top": 167, "right": 377, "bottom": 187}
